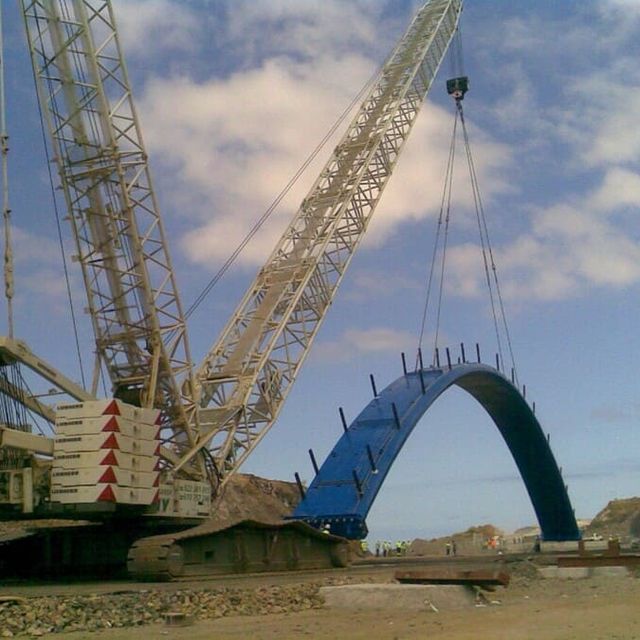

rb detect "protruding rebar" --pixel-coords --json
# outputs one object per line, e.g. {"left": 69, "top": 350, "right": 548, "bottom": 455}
{"left": 532, "top": 401, "right": 536, "bottom": 415}
{"left": 352, "top": 469, "right": 363, "bottom": 497}
{"left": 476, "top": 343, "right": 481, "bottom": 363}
{"left": 511, "top": 368, "right": 515, "bottom": 384}
{"left": 294, "top": 472, "right": 306, "bottom": 499}
{"left": 446, "top": 347, "right": 452, "bottom": 370}
{"left": 339, "top": 407, "right": 348, "bottom": 433}
{"left": 435, "top": 347, "right": 441, "bottom": 368}
{"left": 392, "top": 402, "right": 401, "bottom": 429}
{"left": 418, "top": 348, "right": 424, "bottom": 370}
{"left": 370, "top": 373, "right": 378, "bottom": 398}
{"left": 366, "top": 445, "right": 378, "bottom": 474}
{"left": 419, "top": 369, "right": 426, "bottom": 394}
{"left": 495, "top": 353, "right": 500, "bottom": 371}
{"left": 460, "top": 342, "right": 466, "bottom": 363}
{"left": 401, "top": 352, "right": 407, "bottom": 376}
{"left": 523, "top": 384, "right": 527, "bottom": 399}
{"left": 308, "top": 448, "right": 319, "bottom": 475}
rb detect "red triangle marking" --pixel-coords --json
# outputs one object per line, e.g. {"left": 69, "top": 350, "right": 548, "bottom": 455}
{"left": 152, "top": 489, "right": 160, "bottom": 504}
{"left": 152, "top": 474, "right": 159, "bottom": 487}
{"left": 154, "top": 459, "right": 162, "bottom": 471}
{"left": 102, "top": 399, "right": 121, "bottom": 416}
{"left": 154, "top": 413, "right": 162, "bottom": 426}
{"left": 154, "top": 443, "right": 161, "bottom": 456}
{"left": 101, "top": 433, "right": 120, "bottom": 450}
{"left": 100, "top": 451, "right": 118, "bottom": 466}
{"left": 101, "top": 416, "right": 120, "bottom": 432}
{"left": 154, "top": 428, "right": 161, "bottom": 441}
{"left": 99, "top": 467, "right": 117, "bottom": 484}
{"left": 97, "top": 485, "right": 116, "bottom": 502}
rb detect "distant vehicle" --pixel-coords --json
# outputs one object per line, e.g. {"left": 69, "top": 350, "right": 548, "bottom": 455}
{"left": 583, "top": 533, "right": 604, "bottom": 541}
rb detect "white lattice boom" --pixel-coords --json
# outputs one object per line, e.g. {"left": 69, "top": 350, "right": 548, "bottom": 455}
{"left": 21, "top": 1, "right": 198, "bottom": 466}
{"left": 182, "top": 0, "right": 463, "bottom": 482}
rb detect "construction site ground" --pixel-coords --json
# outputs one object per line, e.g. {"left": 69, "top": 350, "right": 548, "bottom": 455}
{"left": 2, "top": 554, "right": 639, "bottom": 639}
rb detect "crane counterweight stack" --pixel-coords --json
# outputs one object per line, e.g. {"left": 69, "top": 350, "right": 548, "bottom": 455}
{"left": 1, "top": 0, "right": 463, "bottom": 578}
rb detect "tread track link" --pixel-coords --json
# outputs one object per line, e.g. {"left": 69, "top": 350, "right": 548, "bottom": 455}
{"left": 127, "top": 519, "right": 350, "bottom": 581}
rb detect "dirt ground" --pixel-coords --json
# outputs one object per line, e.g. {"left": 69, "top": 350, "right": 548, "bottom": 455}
{"left": 40, "top": 572, "right": 640, "bottom": 640}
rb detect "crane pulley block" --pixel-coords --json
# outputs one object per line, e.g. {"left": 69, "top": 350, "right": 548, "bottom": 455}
{"left": 446, "top": 76, "right": 469, "bottom": 101}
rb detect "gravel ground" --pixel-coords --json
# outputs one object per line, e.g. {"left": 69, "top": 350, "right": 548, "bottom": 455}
{"left": 0, "top": 584, "right": 325, "bottom": 637}
{"left": 1, "top": 557, "right": 636, "bottom": 638}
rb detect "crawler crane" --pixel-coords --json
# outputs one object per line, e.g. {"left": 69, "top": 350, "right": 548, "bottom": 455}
{"left": 0, "top": 0, "right": 462, "bottom": 578}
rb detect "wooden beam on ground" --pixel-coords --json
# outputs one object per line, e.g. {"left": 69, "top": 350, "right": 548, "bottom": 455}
{"left": 394, "top": 569, "right": 510, "bottom": 588}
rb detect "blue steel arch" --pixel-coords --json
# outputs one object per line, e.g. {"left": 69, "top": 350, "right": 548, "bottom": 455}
{"left": 292, "top": 364, "right": 580, "bottom": 541}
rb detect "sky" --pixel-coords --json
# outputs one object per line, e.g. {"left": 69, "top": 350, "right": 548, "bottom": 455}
{"left": 2, "top": 0, "right": 640, "bottom": 543}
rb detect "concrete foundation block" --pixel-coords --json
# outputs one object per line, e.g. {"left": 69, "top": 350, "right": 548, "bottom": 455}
{"left": 540, "top": 541, "right": 580, "bottom": 553}
{"left": 320, "top": 583, "right": 475, "bottom": 611}
{"left": 538, "top": 566, "right": 591, "bottom": 579}
{"left": 539, "top": 564, "right": 631, "bottom": 579}
{"left": 591, "top": 566, "right": 630, "bottom": 578}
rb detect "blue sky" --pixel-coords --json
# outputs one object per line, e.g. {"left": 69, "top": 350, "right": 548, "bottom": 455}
{"left": 3, "top": 0, "right": 640, "bottom": 542}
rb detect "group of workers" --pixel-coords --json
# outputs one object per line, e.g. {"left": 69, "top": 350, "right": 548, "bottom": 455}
{"left": 361, "top": 540, "right": 411, "bottom": 556}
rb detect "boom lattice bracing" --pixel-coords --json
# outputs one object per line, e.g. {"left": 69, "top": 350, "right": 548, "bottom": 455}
{"left": 183, "top": 0, "right": 463, "bottom": 482}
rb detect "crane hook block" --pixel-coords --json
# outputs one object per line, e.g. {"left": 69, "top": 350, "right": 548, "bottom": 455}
{"left": 446, "top": 76, "right": 469, "bottom": 101}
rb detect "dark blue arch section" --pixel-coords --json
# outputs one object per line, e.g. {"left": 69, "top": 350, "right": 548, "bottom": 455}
{"left": 291, "top": 364, "right": 580, "bottom": 542}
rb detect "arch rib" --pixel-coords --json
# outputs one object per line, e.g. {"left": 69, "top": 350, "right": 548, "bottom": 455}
{"left": 292, "top": 364, "right": 580, "bottom": 541}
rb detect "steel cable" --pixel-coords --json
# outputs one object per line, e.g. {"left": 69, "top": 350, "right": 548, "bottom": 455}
{"left": 26, "top": 7, "right": 87, "bottom": 390}
{"left": 458, "top": 101, "right": 518, "bottom": 383}
{"left": 183, "top": 61, "right": 389, "bottom": 321}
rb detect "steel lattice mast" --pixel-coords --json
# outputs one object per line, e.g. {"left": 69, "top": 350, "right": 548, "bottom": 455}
{"left": 179, "top": 0, "right": 463, "bottom": 480}
{"left": 21, "top": 1, "right": 199, "bottom": 468}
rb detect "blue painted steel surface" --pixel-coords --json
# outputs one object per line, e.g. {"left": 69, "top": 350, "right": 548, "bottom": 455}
{"left": 292, "top": 364, "right": 580, "bottom": 542}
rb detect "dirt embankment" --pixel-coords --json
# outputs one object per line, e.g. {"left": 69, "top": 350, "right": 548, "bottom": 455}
{"left": 585, "top": 496, "right": 640, "bottom": 541}
{"left": 211, "top": 474, "right": 301, "bottom": 526}
{"left": 408, "top": 524, "right": 503, "bottom": 556}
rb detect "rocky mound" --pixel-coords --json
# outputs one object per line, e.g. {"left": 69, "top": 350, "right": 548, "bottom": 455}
{"left": 585, "top": 497, "right": 640, "bottom": 540}
{"left": 211, "top": 473, "right": 301, "bottom": 526}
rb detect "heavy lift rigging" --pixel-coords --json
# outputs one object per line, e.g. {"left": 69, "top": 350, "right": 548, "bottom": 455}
{"left": 0, "top": 0, "right": 464, "bottom": 577}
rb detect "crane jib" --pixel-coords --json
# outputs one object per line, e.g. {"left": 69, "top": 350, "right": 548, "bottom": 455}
{"left": 184, "top": 0, "right": 463, "bottom": 481}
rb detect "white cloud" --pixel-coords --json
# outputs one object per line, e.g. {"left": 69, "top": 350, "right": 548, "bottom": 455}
{"left": 3, "top": 227, "right": 78, "bottom": 314}
{"left": 139, "top": 57, "right": 511, "bottom": 268}
{"left": 345, "top": 270, "right": 422, "bottom": 302}
{"left": 59, "top": 2, "right": 640, "bottom": 308}
{"left": 446, "top": 198, "right": 640, "bottom": 302}
{"left": 314, "top": 326, "right": 416, "bottom": 363}
{"left": 591, "top": 168, "right": 640, "bottom": 211}
{"left": 561, "top": 71, "right": 640, "bottom": 169}
{"left": 112, "top": 0, "right": 201, "bottom": 57}
{"left": 440, "top": 5, "right": 640, "bottom": 304}
{"left": 221, "top": 0, "right": 384, "bottom": 60}
{"left": 138, "top": 53, "right": 377, "bottom": 266}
